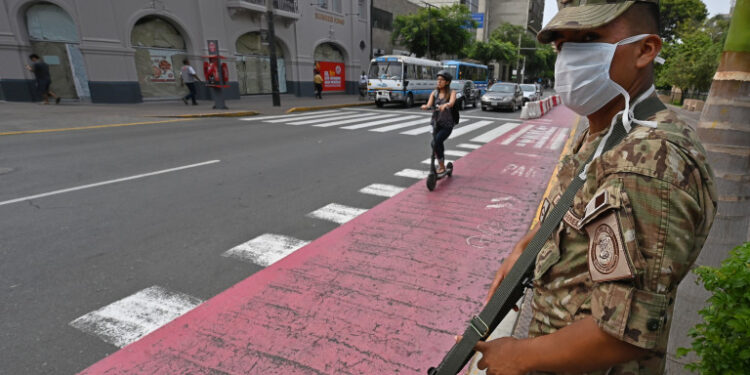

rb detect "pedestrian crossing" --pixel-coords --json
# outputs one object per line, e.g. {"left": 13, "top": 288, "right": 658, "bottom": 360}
{"left": 239, "top": 109, "right": 562, "bottom": 146}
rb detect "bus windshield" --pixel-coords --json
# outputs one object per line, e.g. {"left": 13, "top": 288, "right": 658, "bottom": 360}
{"left": 369, "top": 62, "right": 403, "bottom": 80}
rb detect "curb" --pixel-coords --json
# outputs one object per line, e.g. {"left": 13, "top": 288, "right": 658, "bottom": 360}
{"left": 149, "top": 111, "right": 259, "bottom": 119}
{"left": 285, "top": 102, "right": 373, "bottom": 113}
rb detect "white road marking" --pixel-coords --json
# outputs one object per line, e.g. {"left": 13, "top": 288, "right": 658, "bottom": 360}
{"left": 549, "top": 128, "right": 569, "bottom": 150}
{"left": 262, "top": 111, "right": 345, "bottom": 123}
{"left": 0, "top": 160, "right": 220, "bottom": 207}
{"left": 222, "top": 233, "right": 310, "bottom": 267}
{"left": 341, "top": 107, "right": 524, "bottom": 122}
{"left": 341, "top": 115, "right": 422, "bottom": 130}
{"left": 306, "top": 203, "right": 367, "bottom": 225}
{"left": 457, "top": 143, "right": 482, "bottom": 149}
{"left": 448, "top": 120, "right": 494, "bottom": 139}
{"left": 400, "top": 119, "right": 469, "bottom": 135}
{"left": 370, "top": 118, "right": 431, "bottom": 132}
{"left": 422, "top": 158, "right": 456, "bottom": 165}
{"left": 445, "top": 150, "right": 469, "bottom": 157}
{"left": 470, "top": 123, "right": 521, "bottom": 143}
{"left": 395, "top": 169, "right": 430, "bottom": 179}
{"left": 313, "top": 114, "right": 398, "bottom": 127}
{"left": 486, "top": 196, "right": 515, "bottom": 209}
{"left": 534, "top": 126, "right": 558, "bottom": 148}
{"left": 359, "top": 183, "right": 405, "bottom": 198}
{"left": 286, "top": 114, "right": 364, "bottom": 126}
{"left": 501, "top": 125, "right": 535, "bottom": 145}
{"left": 69, "top": 286, "right": 202, "bottom": 348}
{"left": 241, "top": 110, "right": 339, "bottom": 121}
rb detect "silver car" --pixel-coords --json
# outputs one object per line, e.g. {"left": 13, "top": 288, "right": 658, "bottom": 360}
{"left": 481, "top": 83, "right": 523, "bottom": 112}
{"left": 520, "top": 84, "right": 540, "bottom": 103}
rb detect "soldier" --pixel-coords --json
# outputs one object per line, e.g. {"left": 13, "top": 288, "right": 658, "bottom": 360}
{"left": 473, "top": 1, "right": 717, "bottom": 374}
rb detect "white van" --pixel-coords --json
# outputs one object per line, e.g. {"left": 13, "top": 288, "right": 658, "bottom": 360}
{"left": 367, "top": 55, "right": 443, "bottom": 107}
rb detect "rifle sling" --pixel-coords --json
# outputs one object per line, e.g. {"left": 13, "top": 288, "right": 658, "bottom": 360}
{"left": 428, "top": 96, "right": 665, "bottom": 375}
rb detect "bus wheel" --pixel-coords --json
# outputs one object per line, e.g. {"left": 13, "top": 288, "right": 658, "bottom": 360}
{"left": 404, "top": 93, "right": 414, "bottom": 108}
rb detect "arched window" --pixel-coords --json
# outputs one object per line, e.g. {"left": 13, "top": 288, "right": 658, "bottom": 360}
{"left": 131, "top": 16, "right": 188, "bottom": 98}
{"left": 235, "top": 32, "right": 287, "bottom": 95}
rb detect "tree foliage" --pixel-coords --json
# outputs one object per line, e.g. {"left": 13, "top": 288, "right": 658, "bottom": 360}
{"left": 659, "top": 0, "right": 708, "bottom": 43}
{"left": 677, "top": 242, "right": 750, "bottom": 374}
{"left": 657, "top": 15, "right": 729, "bottom": 92}
{"left": 391, "top": 4, "right": 475, "bottom": 58}
{"left": 466, "top": 40, "right": 516, "bottom": 66}
{"left": 487, "top": 23, "right": 555, "bottom": 81}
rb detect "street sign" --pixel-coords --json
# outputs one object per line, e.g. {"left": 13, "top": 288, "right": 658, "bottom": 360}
{"left": 471, "top": 13, "right": 484, "bottom": 29}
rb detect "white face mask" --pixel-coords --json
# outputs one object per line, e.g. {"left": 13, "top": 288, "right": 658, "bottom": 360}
{"left": 555, "top": 34, "right": 651, "bottom": 119}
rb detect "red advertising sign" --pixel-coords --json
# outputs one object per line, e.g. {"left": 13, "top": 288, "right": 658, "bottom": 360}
{"left": 317, "top": 61, "right": 345, "bottom": 92}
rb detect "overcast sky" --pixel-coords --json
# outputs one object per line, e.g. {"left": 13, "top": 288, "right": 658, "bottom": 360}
{"left": 542, "top": 0, "right": 733, "bottom": 27}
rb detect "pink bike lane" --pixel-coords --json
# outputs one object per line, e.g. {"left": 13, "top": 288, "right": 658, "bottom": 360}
{"left": 79, "top": 106, "right": 579, "bottom": 375}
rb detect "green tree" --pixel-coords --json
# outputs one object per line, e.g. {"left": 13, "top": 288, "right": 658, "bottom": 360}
{"left": 467, "top": 40, "right": 517, "bottom": 66}
{"left": 659, "top": 0, "right": 708, "bottom": 42}
{"left": 489, "top": 22, "right": 554, "bottom": 81}
{"left": 391, "top": 4, "right": 475, "bottom": 58}
{"left": 657, "top": 15, "right": 729, "bottom": 93}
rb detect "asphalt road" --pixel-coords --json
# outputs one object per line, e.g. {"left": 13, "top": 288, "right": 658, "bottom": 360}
{"left": 0, "top": 102, "right": 524, "bottom": 375}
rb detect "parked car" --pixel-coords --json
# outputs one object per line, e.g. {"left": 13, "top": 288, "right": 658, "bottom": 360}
{"left": 450, "top": 80, "right": 481, "bottom": 110}
{"left": 520, "top": 84, "right": 540, "bottom": 103}
{"left": 481, "top": 83, "right": 523, "bottom": 112}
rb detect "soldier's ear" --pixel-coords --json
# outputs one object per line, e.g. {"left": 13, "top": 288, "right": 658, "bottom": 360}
{"left": 635, "top": 34, "right": 662, "bottom": 69}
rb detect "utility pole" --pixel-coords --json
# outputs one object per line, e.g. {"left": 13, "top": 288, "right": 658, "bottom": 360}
{"left": 266, "top": 0, "right": 281, "bottom": 106}
{"left": 422, "top": 1, "right": 438, "bottom": 58}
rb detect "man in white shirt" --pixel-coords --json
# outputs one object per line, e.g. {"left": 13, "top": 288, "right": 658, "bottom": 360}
{"left": 181, "top": 59, "right": 201, "bottom": 105}
{"left": 359, "top": 71, "right": 368, "bottom": 100}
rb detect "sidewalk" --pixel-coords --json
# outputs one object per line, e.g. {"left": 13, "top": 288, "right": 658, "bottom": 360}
{"left": 0, "top": 93, "right": 371, "bottom": 133}
{"left": 77, "top": 106, "right": 579, "bottom": 375}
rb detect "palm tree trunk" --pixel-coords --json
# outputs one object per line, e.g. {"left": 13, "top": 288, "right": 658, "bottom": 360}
{"left": 667, "top": 2, "right": 750, "bottom": 372}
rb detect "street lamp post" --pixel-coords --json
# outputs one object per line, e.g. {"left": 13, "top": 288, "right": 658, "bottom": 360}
{"left": 422, "top": 1, "right": 438, "bottom": 59}
{"left": 266, "top": 0, "right": 281, "bottom": 106}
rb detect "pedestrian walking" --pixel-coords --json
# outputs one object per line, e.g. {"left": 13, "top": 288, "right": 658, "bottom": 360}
{"left": 180, "top": 59, "right": 201, "bottom": 106}
{"left": 358, "top": 71, "right": 368, "bottom": 100}
{"left": 466, "top": 1, "right": 717, "bottom": 374}
{"left": 25, "top": 54, "right": 60, "bottom": 105}
{"left": 313, "top": 69, "right": 323, "bottom": 99}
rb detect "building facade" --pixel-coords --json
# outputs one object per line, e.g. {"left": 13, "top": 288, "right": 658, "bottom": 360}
{"left": 371, "top": 0, "right": 422, "bottom": 57}
{"left": 0, "top": 0, "right": 371, "bottom": 103}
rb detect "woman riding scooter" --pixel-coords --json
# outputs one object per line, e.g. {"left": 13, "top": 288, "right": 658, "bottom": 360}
{"left": 421, "top": 70, "right": 457, "bottom": 174}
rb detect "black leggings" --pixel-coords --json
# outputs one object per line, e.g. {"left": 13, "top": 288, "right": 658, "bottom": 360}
{"left": 432, "top": 126, "right": 453, "bottom": 161}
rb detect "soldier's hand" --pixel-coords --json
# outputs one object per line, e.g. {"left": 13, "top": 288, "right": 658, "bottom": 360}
{"left": 474, "top": 337, "right": 528, "bottom": 375}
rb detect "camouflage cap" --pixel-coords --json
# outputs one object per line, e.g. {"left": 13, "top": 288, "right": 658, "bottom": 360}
{"left": 537, "top": 0, "right": 658, "bottom": 43}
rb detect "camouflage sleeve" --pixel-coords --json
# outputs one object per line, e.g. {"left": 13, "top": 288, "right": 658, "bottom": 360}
{"left": 589, "top": 153, "right": 705, "bottom": 350}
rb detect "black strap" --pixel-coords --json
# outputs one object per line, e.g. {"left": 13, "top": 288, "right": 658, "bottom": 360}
{"left": 427, "top": 96, "right": 665, "bottom": 375}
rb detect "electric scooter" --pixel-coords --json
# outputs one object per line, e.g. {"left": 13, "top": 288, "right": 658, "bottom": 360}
{"left": 426, "top": 139, "right": 453, "bottom": 191}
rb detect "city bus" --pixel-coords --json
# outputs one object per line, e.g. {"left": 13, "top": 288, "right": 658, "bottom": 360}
{"left": 442, "top": 60, "right": 489, "bottom": 94}
{"left": 368, "top": 55, "right": 443, "bottom": 107}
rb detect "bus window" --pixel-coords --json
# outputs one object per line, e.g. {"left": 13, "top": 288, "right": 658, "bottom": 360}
{"left": 368, "top": 61, "right": 402, "bottom": 80}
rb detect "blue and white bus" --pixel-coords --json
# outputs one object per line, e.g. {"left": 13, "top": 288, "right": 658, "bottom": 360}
{"left": 368, "top": 55, "right": 443, "bottom": 108}
{"left": 442, "top": 60, "right": 489, "bottom": 94}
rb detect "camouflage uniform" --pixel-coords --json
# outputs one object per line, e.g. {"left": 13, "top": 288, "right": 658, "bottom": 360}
{"left": 529, "top": 103, "right": 717, "bottom": 374}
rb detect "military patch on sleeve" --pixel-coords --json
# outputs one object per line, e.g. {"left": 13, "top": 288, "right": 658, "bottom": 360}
{"left": 539, "top": 198, "right": 551, "bottom": 223}
{"left": 585, "top": 211, "right": 635, "bottom": 282}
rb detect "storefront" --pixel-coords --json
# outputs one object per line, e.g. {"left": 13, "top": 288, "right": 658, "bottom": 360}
{"left": 25, "top": 3, "right": 89, "bottom": 100}
{"left": 130, "top": 16, "right": 188, "bottom": 99}
{"left": 313, "top": 43, "right": 345, "bottom": 92}
{"left": 235, "top": 32, "right": 287, "bottom": 95}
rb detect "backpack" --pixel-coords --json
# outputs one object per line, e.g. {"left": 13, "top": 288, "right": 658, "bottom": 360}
{"left": 432, "top": 90, "right": 460, "bottom": 126}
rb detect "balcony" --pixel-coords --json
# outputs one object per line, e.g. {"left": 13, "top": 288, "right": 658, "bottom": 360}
{"left": 227, "top": 0, "right": 299, "bottom": 19}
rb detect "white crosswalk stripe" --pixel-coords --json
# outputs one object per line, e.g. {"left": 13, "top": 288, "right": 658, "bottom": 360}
{"left": 501, "top": 125, "right": 535, "bottom": 145}
{"left": 313, "top": 114, "right": 398, "bottom": 127}
{"left": 400, "top": 118, "right": 469, "bottom": 135}
{"left": 359, "top": 183, "right": 405, "bottom": 198}
{"left": 395, "top": 169, "right": 430, "bottom": 179}
{"left": 306, "top": 203, "right": 367, "bottom": 225}
{"left": 287, "top": 113, "right": 364, "bottom": 126}
{"left": 370, "top": 118, "right": 431, "bottom": 132}
{"left": 445, "top": 150, "right": 469, "bottom": 157}
{"left": 341, "top": 115, "right": 422, "bottom": 130}
{"left": 70, "top": 286, "right": 202, "bottom": 348}
{"left": 422, "top": 158, "right": 456, "bottom": 165}
{"left": 222, "top": 233, "right": 310, "bottom": 267}
{"left": 534, "top": 126, "right": 558, "bottom": 148}
{"left": 471, "top": 123, "right": 522, "bottom": 143}
{"left": 457, "top": 143, "right": 482, "bottom": 149}
{"left": 448, "top": 120, "right": 494, "bottom": 139}
{"left": 549, "top": 128, "right": 569, "bottom": 150}
{"left": 241, "top": 110, "right": 339, "bottom": 121}
{"left": 263, "top": 111, "right": 346, "bottom": 123}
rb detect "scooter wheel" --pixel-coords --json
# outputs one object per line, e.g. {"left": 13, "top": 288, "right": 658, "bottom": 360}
{"left": 446, "top": 162, "right": 453, "bottom": 177}
{"left": 426, "top": 173, "right": 437, "bottom": 191}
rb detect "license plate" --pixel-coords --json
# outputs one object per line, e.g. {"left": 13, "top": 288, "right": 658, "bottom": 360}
{"left": 491, "top": 101, "right": 498, "bottom": 105}
{"left": 377, "top": 91, "right": 390, "bottom": 99}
